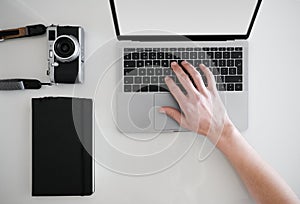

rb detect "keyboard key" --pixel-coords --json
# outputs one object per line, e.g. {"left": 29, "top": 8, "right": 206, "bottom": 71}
{"left": 170, "top": 48, "right": 177, "bottom": 51}
{"left": 235, "top": 60, "right": 243, "bottom": 68}
{"left": 235, "top": 47, "right": 243, "bottom": 51}
{"left": 207, "top": 52, "right": 214, "bottom": 59}
{"left": 215, "top": 76, "right": 224, "bottom": 83}
{"left": 124, "top": 77, "right": 133, "bottom": 84}
{"left": 142, "top": 77, "right": 150, "bottom": 84}
{"left": 136, "top": 48, "right": 144, "bottom": 52}
{"left": 155, "top": 68, "right": 163, "bottom": 75}
{"left": 124, "top": 69, "right": 136, "bottom": 75}
{"left": 124, "top": 53, "right": 131, "bottom": 60}
{"left": 217, "top": 83, "right": 226, "bottom": 91}
{"left": 203, "top": 60, "right": 210, "bottom": 67}
{"left": 162, "top": 60, "right": 169, "bottom": 67}
{"left": 149, "top": 85, "right": 158, "bottom": 92}
{"left": 140, "top": 85, "right": 149, "bottom": 92}
{"left": 137, "top": 60, "right": 144, "bottom": 67}
{"left": 145, "top": 48, "right": 152, "bottom": 52}
{"left": 147, "top": 68, "right": 155, "bottom": 75}
{"left": 138, "top": 68, "right": 146, "bottom": 75}
{"left": 132, "top": 53, "right": 140, "bottom": 59}
{"left": 227, "top": 84, "right": 234, "bottom": 91}
{"left": 124, "top": 85, "right": 132, "bottom": 92}
{"left": 231, "top": 52, "right": 243, "bottom": 59}
{"left": 211, "top": 60, "right": 218, "bottom": 66}
{"left": 227, "top": 59, "right": 234, "bottom": 67}
{"left": 151, "top": 76, "right": 158, "bottom": 84}
{"left": 235, "top": 83, "right": 243, "bottom": 91}
{"left": 194, "top": 48, "right": 202, "bottom": 51}
{"left": 159, "top": 76, "right": 166, "bottom": 83}
{"left": 227, "top": 47, "right": 234, "bottom": 51}
{"left": 186, "top": 48, "right": 193, "bottom": 51}
{"left": 182, "top": 52, "right": 189, "bottom": 59}
{"left": 141, "top": 52, "right": 148, "bottom": 59}
{"left": 219, "top": 47, "right": 226, "bottom": 51}
{"left": 157, "top": 52, "right": 164, "bottom": 59}
{"left": 149, "top": 52, "right": 156, "bottom": 59}
{"left": 161, "top": 48, "right": 169, "bottom": 51}
{"left": 198, "top": 52, "right": 206, "bottom": 59}
{"left": 213, "top": 68, "right": 220, "bottom": 75}
{"left": 229, "top": 67, "right": 236, "bottom": 75}
{"left": 215, "top": 52, "right": 222, "bottom": 59}
{"left": 221, "top": 68, "right": 228, "bottom": 75}
{"left": 153, "top": 48, "right": 160, "bottom": 52}
{"left": 164, "top": 69, "right": 171, "bottom": 75}
{"left": 190, "top": 52, "right": 197, "bottom": 59}
{"left": 178, "top": 48, "right": 185, "bottom": 51}
{"left": 223, "top": 52, "right": 230, "bottom": 59}
{"left": 124, "top": 61, "right": 136, "bottom": 67}
{"left": 194, "top": 60, "right": 202, "bottom": 67}
{"left": 166, "top": 53, "right": 173, "bottom": 59}
{"left": 145, "top": 60, "right": 152, "bottom": 67}
{"left": 174, "top": 52, "right": 181, "bottom": 59}
{"left": 134, "top": 77, "right": 142, "bottom": 84}
{"left": 133, "top": 85, "right": 141, "bottom": 92}
{"left": 203, "top": 47, "right": 210, "bottom": 51}
{"left": 124, "top": 48, "right": 135, "bottom": 52}
{"left": 219, "top": 60, "right": 226, "bottom": 67}
{"left": 187, "top": 60, "right": 194, "bottom": 65}
{"left": 153, "top": 60, "right": 161, "bottom": 67}
{"left": 225, "top": 76, "right": 243, "bottom": 83}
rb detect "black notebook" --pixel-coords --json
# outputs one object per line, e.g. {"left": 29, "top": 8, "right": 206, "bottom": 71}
{"left": 32, "top": 97, "right": 94, "bottom": 196}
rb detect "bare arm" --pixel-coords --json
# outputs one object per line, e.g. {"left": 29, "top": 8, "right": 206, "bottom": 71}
{"left": 160, "top": 61, "right": 299, "bottom": 204}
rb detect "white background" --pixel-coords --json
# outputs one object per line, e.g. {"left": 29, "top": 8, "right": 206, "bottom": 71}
{"left": 0, "top": 0, "right": 300, "bottom": 204}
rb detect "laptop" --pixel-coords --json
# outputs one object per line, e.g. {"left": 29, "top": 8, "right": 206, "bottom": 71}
{"left": 109, "top": 0, "right": 262, "bottom": 133}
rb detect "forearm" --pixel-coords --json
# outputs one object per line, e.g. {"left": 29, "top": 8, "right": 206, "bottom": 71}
{"left": 216, "top": 124, "right": 299, "bottom": 204}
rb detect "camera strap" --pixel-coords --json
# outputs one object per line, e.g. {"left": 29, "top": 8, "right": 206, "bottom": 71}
{"left": 0, "top": 24, "right": 51, "bottom": 90}
{"left": 0, "top": 24, "right": 46, "bottom": 41}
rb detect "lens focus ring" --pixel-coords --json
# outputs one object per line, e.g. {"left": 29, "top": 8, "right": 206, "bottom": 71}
{"left": 53, "top": 35, "right": 80, "bottom": 62}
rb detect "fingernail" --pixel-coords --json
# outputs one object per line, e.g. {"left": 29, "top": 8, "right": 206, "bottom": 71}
{"left": 181, "top": 60, "right": 187, "bottom": 64}
{"left": 171, "top": 61, "right": 177, "bottom": 66}
{"left": 165, "top": 76, "right": 170, "bottom": 81}
{"left": 159, "top": 108, "right": 165, "bottom": 113}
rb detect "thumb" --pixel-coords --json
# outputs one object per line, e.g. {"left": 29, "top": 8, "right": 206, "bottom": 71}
{"left": 159, "top": 106, "right": 184, "bottom": 125}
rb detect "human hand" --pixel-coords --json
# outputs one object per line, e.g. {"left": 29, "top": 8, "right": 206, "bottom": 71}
{"left": 159, "top": 61, "right": 234, "bottom": 143}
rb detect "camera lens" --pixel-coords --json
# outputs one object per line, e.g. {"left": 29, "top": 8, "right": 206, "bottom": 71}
{"left": 53, "top": 35, "right": 80, "bottom": 62}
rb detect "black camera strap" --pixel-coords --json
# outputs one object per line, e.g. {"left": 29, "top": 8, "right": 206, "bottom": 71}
{"left": 0, "top": 79, "right": 52, "bottom": 91}
{"left": 0, "top": 24, "right": 46, "bottom": 41}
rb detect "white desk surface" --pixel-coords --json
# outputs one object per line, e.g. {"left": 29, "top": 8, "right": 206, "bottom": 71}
{"left": 0, "top": 0, "right": 300, "bottom": 203}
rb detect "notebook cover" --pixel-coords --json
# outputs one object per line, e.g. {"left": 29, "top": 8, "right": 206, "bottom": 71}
{"left": 32, "top": 97, "right": 94, "bottom": 196}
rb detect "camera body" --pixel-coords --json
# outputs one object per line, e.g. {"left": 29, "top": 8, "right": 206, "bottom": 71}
{"left": 47, "top": 25, "right": 84, "bottom": 84}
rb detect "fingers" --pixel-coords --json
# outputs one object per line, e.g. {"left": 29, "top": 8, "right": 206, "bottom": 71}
{"left": 159, "top": 106, "right": 185, "bottom": 126}
{"left": 180, "top": 61, "right": 207, "bottom": 94}
{"left": 165, "top": 76, "right": 186, "bottom": 107}
{"left": 170, "top": 62, "right": 198, "bottom": 95}
{"left": 199, "top": 64, "right": 217, "bottom": 92}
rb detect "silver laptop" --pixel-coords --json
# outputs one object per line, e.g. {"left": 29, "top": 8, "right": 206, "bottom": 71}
{"left": 109, "top": 0, "right": 262, "bottom": 133}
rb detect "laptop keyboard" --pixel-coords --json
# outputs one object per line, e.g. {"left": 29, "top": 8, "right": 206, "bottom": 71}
{"left": 123, "top": 47, "right": 243, "bottom": 92}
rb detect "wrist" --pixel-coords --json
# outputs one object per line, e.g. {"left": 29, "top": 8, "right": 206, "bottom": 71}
{"left": 216, "top": 120, "right": 240, "bottom": 150}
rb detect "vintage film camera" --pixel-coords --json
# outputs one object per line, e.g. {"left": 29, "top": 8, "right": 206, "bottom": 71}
{"left": 47, "top": 25, "right": 84, "bottom": 84}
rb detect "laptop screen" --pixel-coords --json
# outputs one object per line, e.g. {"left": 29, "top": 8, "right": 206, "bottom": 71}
{"left": 113, "top": 0, "right": 259, "bottom": 36}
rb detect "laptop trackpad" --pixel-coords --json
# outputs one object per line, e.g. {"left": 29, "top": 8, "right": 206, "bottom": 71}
{"left": 154, "top": 93, "right": 181, "bottom": 131}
